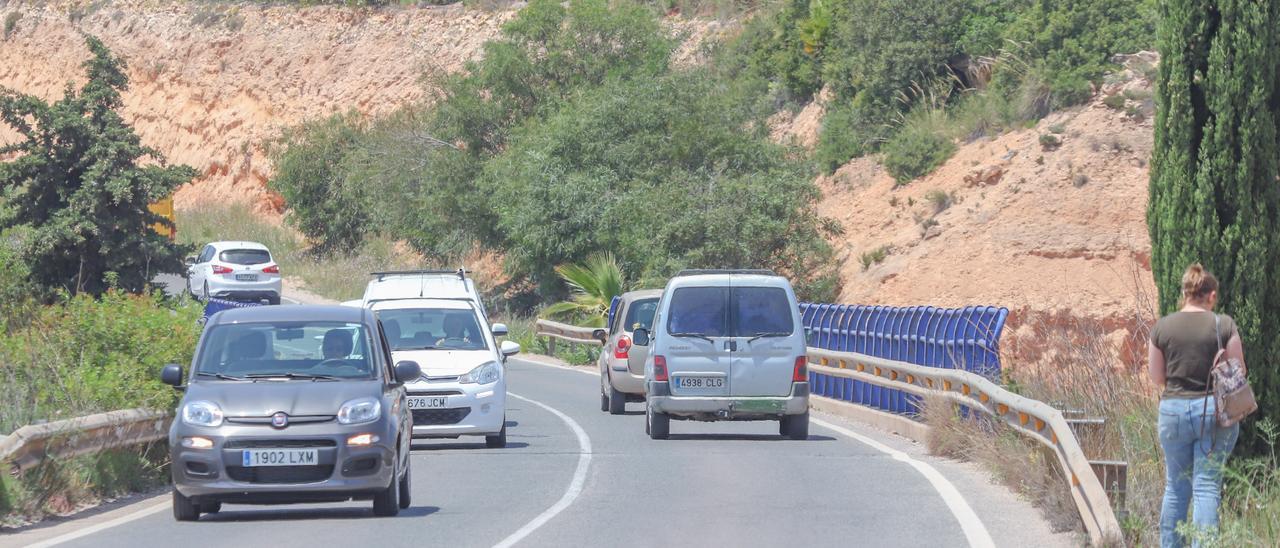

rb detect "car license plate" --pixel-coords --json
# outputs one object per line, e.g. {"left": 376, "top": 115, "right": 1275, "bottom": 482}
{"left": 407, "top": 396, "right": 450, "bottom": 409}
{"left": 235, "top": 273, "right": 258, "bottom": 281}
{"left": 242, "top": 448, "right": 318, "bottom": 467}
{"left": 675, "top": 376, "right": 725, "bottom": 389}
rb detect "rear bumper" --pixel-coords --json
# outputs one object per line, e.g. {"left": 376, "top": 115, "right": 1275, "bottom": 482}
{"left": 606, "top": 362, "right": 645, "bottom": 395}
{"left": 647, "top": 382, "right": 809, "bottom": 420}
{"left": 207, "top": 277, "right": 282, "bottom": 301}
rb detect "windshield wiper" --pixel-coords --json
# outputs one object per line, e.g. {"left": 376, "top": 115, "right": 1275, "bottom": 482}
{"left": 196, "top": 372, "right": 246, "bottom": 381}
{"left": 244, "top": 372, "right": 341, "bottom": 381}
{"left": 671, "top": 332, "right": 715, "bottom": 344}
{"left": 746, "top": 332, "right": 791, "bottom": 344}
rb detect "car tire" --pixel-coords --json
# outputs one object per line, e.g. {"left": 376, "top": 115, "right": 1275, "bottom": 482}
{"left": 647, "top": 405, "right": 669, "bottom": 440}
{"left": 200, "top": 501, "right": 222, "bottom": 514}
{"left": 600, "top": 389, "right": 609, "bottom": 413}
{"left": 486, "top": 422, "right": 507, "bottom": 449}
{"left": 398, "top": 464, "right": 412, "bottom": 509}
{"left": 172, "top": 490, "right": 199, "bottom": 522}
{"left": 784, "top": 411, "right": 810, "bottom": 440}
{"left": 372, "top": 459, "right": 401, "bottom": 517}
{"left": 608, "top": 383, "right": 626, "bottom": 415}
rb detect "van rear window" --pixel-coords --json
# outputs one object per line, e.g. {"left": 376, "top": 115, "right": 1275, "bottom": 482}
{"left": 666, "top": 286, "right": 794, "bottom": 338}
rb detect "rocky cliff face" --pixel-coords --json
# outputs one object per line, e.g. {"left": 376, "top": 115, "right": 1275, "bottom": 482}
{"left": 0, "top": 0, "right": 510, "bottom": 211}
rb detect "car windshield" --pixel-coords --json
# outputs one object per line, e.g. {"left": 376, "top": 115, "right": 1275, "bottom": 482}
{"left": 622, "top": 298, "right": 659, "bottom": 333}
{"left": 195, "top": 321, "right": 374, "bottom": 380}
{"left": 220, "top": 249, "right": 271, "bottom": 265}
{"left": 666, "top": 286, "right": 794, "bottom": 337}
{"left": 376, "top": 307, "right": 488, "bottom": 351}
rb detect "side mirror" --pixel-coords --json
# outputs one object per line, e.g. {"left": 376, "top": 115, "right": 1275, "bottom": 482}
{"left": 184, "top": 256, "right": 197, "bottom": 266}
{"left": 633, "top": 328, "right": 651, "bottom": 347}
{"left": 393, "top": 361, "right": 422, "bottom": 384}
{"left": 491, "top": 323, "right": 509, "bottom": 337}
{"left": 591, "top": 329, "right": 608, "bottom": 345}
{"left": 160, "top": 364, "right": 184, "bottom": 388}
{"left": 500, "top": 341, "right": 521, "bottom": 357}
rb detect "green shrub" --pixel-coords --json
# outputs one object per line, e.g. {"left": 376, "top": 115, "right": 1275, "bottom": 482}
{"left": 883, "top": 124, "right": 955, "bottom": 185}
{"left": 3, "top": 11, "right": 21, "bottom": 39}
{"left": 924, "top": 189, "right": 954, "bottom": 213}
{"left": 267, "top": 111, "right": 371, "bottom": 254}
{"left": 815, "top": 102, "right": 891, "bottom": 173}
{"left": 1102, "top": 93, "right": 1127, "bottom": 110}
{"left": 859, "top": 245, "right": 890, "bottom": 270}
{"left": 1039, "top": 133, "right": 1062, "bottom": 150}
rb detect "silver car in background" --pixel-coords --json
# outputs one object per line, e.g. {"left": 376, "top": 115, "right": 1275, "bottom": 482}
{"left": 595, "top": 289, "right": 661, "bottom": 414}
{"left": 186, "top": 241, "right": 283, "bottom": 304}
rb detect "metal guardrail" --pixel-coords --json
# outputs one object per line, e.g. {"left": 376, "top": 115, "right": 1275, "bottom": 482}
{"left": 534, "top": 319, "right": 602, "bottom": 354}
{"left": 0, "top": 409, "right": 171, "bottom": 475}
{"left": 807, "top": 348, "right": 1122, "bottom": 545}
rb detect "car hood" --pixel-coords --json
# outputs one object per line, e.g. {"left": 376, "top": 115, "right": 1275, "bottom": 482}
{"left": 184, "top": 379, "right": 382, "bottom": 417}
{"left": 392, "top": 349, "right": 495, "bottom": 377}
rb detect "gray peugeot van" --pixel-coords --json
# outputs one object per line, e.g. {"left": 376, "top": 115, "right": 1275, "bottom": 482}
{"left": 162, "top": 305, "right": 420, "bottom": 521}
{"left": 635, "top": 270, "right": 810, "bottom": 440}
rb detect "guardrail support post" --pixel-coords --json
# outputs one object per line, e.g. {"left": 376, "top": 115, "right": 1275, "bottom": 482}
{"left": 548, "top": 337, "right": 557, "bottom": 356}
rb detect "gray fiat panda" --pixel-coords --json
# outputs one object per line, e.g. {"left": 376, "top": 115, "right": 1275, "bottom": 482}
{"left": 162, "top": 305, "right": 420, "bottom": 521}
{"left": 634, "top": 270, "right": 810, "bottom": 440}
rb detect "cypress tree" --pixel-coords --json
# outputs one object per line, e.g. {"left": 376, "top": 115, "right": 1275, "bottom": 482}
{"left": 1149, "top": 0, "right": 1280, "bottom": 453}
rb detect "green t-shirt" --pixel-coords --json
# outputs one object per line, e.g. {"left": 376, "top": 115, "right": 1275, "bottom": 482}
{"left": 1151, "top": 311, "right": 1236, "bottom": 399}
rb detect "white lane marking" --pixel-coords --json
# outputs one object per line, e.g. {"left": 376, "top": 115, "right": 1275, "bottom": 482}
{"left": 517, "top": 356, "right": 598, "bottom": 377}
{"left": 494, "top": 392, "right": 593, "bottom": 548}
{"left": 27, "top": 497, "right": 170, "bottom": 548}
{"left": 811, "top": 417, "right": 995, "bottom": 548}
{"left": 521, "top": 357, "right": 994, "bottom": 547}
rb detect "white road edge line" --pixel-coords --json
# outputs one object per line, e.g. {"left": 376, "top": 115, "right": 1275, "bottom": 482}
{"left": 494, "top": 392, "right": 593, "bottom": 548}
{"left": 27, "top": 498, "right": 170, "bottom": 548}
{"left": 811, "top": 417, "right": 995, "bottom": 548}
{"left": 519, "top": 358, "right": 994, "bottom": 548}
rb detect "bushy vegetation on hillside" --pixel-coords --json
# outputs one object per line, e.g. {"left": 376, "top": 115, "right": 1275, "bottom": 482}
{"left": 270, "top": 0, "right": 840, "bottom": 307}
{"left": 718, "top": 0, "right": 1158, "bottom": 175}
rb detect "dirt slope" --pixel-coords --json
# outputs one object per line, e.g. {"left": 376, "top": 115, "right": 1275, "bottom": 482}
{"left": 0, "top": 0, "right": 511, "bottom": 211}
{"left": 798, "top": 64, "right": 1160, "bottom": 363}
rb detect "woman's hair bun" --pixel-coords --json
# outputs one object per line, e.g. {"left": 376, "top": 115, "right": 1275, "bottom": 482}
{"left": 1181, "top": 262, "right": 1219, "bottom": 301}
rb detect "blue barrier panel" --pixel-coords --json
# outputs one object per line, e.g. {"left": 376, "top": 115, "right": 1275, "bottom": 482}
{"left": 202, "top": 298, "right": 266, "bottom": 321}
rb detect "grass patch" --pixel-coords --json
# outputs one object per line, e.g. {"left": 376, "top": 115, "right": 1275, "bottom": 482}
{"left": 924, "top": 189, "right": 954, "bottom": 214}
{"left": 858, "top": 245, "right": 890, "bottom": 271}
{"left": 3, "top": 11, "right": 21, "bottom": 40}
{"left": 1102, "top": 94, "right": 1127, "bottom": 111}
{"left": 176, "top": 204, "right": 425, "bottom": 301}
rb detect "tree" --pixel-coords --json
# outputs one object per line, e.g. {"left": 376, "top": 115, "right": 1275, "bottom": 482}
{"left": 0, "top": 36, "right": 195, "bottom": 296}
{"left": 1149, "top": 0, "right": 1280, "bottom": 453}
{"left": 542, "top": 254, "right": 625, "bottom": 327}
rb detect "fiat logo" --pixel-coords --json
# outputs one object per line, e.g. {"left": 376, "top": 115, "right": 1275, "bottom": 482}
{"left": 271, "top": 412, "right": 289, "bottom": 429}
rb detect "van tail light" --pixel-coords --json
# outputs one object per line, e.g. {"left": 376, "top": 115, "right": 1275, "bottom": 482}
{"left": 211, "top": 265, "right": 232, "bottom": 274}
{"left": 262, "top": 265, "right": 280, "bottom": 274}
{"left": 614, "top": 336, "right": 631, "bottom": 359}
{"left": 653, "top": 355, "right": 669, "bottom": 382}
{"left": 793, "top": 356, "right": 808, "bottom": 383}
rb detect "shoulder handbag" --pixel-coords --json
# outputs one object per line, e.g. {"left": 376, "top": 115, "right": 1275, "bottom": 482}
{"left": 1205, "top": 314, "right": 1258, "bottom": 428}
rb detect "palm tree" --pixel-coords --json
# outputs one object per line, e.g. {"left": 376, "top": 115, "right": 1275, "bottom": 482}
{"left": 542, "top": 253, "right": 624, "bottom": 327}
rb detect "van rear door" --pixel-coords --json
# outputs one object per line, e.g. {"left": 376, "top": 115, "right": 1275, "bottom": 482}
{"left": 662, "top": 286, "right": 731, "bottom": 397}
{"left": 728, "top": 284, "right": 799, "bottom": 397}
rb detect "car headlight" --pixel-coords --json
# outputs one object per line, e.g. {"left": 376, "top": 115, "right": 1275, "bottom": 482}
{"left": 182, "top": 401, "right": 224, "bottom": 427}
{"left": 338, "top": 397, "right": 382, "bottom": 425}
{"left": 459, "top": 361, "right": 501, "bottom": 385}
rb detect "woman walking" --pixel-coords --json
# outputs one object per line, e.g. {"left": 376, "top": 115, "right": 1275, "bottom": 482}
{"left": 1148, "top": 263, "right": 1245, "bottom": 547}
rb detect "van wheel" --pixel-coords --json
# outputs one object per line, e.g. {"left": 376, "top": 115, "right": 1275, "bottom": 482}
{"left": 608, "top": 384, "right": 626, "bottom": 415}
{"left": 647, "top": 406, "right": 670, "bottom": 440}
{"left": 784, "top": 411, "right": 809, "bottom": 440}
{"left": 600, "top": 389, "right": 609, "bottom": 412}
{"left": 486, "top": 423, "right": 507, "bottom": 448}
{"left": 398, "top": 465, "right": 412, "bottom": 509}
{"left": 372, "top": 459, "right": 401, "bottom": 517}
{"left": 173, "top": 490, "right": 199, "bottom": 522}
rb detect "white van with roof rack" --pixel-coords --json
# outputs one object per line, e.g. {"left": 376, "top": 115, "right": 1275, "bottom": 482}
{"left": 345, "top": 269, "right": 520, "bottom": 448}
{"left": 633, "top": 269, "right": 810, "bottom": 440}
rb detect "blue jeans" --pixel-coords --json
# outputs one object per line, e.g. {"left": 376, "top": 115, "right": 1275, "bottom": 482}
{"left": 1159, "top": 397, "right": 1239, "bottom": 548}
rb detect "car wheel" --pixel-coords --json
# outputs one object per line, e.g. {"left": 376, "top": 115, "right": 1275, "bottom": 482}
{"left": 647, "top": 405, "right": 669, "bottom": 440}
{"left": 784, "top": 411, "right": 810, "bottom": 440}
{"left": 372, "top": 458, "right": 401, "bottom": 517}
{"left": 398, "top": 464, "right": 412, "bottom": 509}
{"left": 600, "top": 389, "right": 609, "bottom": 413}
{"left": 172, "top": 490, "right": 199, "bottom": 522}
{"left": 486, "top": 422, "right": 507, "bottom": 449}
{"left": 608, "top": 384, "right": 626, "bottom": 415}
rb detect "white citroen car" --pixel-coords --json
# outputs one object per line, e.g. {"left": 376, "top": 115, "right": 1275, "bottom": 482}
{"left": 346, "top": 270, "right": 519, "bottom": 448}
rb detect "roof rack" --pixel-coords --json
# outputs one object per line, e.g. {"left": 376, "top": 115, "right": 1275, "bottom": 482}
{"left": 370, "top": 268, "right": 469, "bottom": 281}
{"left": 674, "top": 269, "right": 777, "bottom": 277}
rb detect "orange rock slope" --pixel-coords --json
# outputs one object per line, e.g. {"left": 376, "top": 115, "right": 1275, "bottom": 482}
{"left": 0, "top": 0, "right": 511, "bottom": 212}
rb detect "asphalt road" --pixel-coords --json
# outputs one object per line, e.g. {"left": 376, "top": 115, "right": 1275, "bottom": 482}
{"left": 4, "top": 357, "right": 1077, "bottom": 548}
